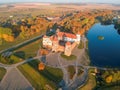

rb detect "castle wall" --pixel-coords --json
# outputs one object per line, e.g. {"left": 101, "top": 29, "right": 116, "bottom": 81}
{"left": 43, "top": 36, "right": 52, "bottom": 48}
{"left": 71, "top": 42, "right": 77, "bottom": 51}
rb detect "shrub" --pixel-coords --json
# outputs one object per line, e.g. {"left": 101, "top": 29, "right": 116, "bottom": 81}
{"left": 105, "top": 75, "right": 113, "bottom": 83}
{"left": 61, "top": 53, "right": 77, "bottom": 60}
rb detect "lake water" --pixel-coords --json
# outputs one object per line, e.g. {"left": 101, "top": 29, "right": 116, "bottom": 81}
{"left": 87, "top": 23, "right": 120, "bottom": 68}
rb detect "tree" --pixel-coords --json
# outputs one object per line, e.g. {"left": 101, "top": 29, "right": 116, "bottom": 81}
{"left": 105, "top": 75, "right": 113, "bottom": 83}
{"left": 40, "top": 49, "right": 48, "bottom": 55}
{"left": 38, "top": 62, "right": 45, "bottom": 70}
{"left": 0, "top": 27, "right": 13, "bottom": 35}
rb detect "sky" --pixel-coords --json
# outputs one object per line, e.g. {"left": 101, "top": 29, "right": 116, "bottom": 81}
{"left": 0, "top": 0, "right": 120, "bottom": 4}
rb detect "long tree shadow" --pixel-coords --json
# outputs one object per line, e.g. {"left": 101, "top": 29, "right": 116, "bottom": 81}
{"left": 28, "top": 60, "right": 63, "bottom": 86}
{"left": 14, "top": 51, "right": 26, "bottom": 59}
{"left": 41, "top": 55, "right": 46, "bottom": 63}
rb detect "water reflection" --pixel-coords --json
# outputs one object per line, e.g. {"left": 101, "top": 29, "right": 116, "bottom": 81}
{"left": 117, "top": 30, "right": 120, "bottom": 35}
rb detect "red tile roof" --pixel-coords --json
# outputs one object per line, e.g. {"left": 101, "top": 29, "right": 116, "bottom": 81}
{"left": 50, "top": 36, "right": 53, "bottom": 40}
{"left": 53, "top": 36, "right": 58, "bottom": 41}
{"left": 66, "top": 42, "right": 71, "bottom": 45}
{"left": 57, "top": 32, "right": 77, "bottom": 39}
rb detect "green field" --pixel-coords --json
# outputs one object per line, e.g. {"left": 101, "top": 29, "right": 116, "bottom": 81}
{"left": 78, "top": 41, "right": 84, "bottom": 49}
{"left": 14, "top": 39, "right": 42, "bottom": 59}
{"left": 0, "top": 67, "right": 6, "bottom": 81}
{"left": 18, "top": 60, "right": 63, "bottom": 90}
{"left": 0, "top": 54, "right": 22, "bottom": 64}
{"left": 68, "top": 66, "right": 76, "bottom": 79}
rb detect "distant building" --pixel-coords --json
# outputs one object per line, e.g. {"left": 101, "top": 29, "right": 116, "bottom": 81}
{"left": 9, "top": 15, "right": 13, "bottom": 18}
{"left": 42, "top": 29, "right": 81, "bottom": 56}
{"left": 46, "top": 16, "right": 60, "bottom": 21}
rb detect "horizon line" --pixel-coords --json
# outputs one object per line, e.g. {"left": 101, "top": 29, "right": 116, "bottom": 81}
{"left": 0, "top": 2, "right": 119, "bottom": 5}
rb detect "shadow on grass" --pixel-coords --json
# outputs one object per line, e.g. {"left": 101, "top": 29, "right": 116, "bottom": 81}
{"left": 14, "top": 51, "right": 26, "bottom": 59}
{"left": 41, "top": 56, "right": 46, "bottom": 63}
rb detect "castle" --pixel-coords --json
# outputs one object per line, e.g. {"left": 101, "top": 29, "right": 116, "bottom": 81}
{"left": 42, "top": 29, "right": 81, "bottom": 56}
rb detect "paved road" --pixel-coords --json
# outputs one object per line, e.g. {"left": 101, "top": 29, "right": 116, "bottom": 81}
{"left": 0, "top": 68, "right": 34, "bottom": 90}
{"left": 68, "top": 68, "right": 88, "bottom": 90}
{"left": 58, "top": 53, "right": 70, "bottom": 89}
{"left": 0, "top": 56, "right": 42, "bottom": 90}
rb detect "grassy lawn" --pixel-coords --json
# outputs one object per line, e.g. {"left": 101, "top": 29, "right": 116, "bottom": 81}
{"left": 68, "top": 66, "right": 75, "bottom": 79}
{"left": 80, "top": 68, "right": 96, "bottom": 90}
{"left": 18, "top": 60, "right": 63, "bottom": 90}
{"left": 61, "top": 53, "right": 77, "bottom": 60}
{"left": 85, "top": 48, "right": 90, "bottom": 60}
{"left": 86, "top": 40, "right": 88, "bottom": 48}
{"left": 78, "top": 41, "right": 84, "bottom": 49}
{"left": 14, "top": 39, "right": 42, "bottom": 59}
{"left": 0, "top": 54, "right": 23, "bottom": 64}
{"left": 0, "top": 67, "right": 6, "bottom": 81}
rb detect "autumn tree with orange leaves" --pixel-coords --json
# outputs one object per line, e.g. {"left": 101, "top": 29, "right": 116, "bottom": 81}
{"left": 58, "top": 10, "right": 112, "bottom": 35}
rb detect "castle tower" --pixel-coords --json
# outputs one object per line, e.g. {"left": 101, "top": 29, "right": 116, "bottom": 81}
{"left": 56, "top": 28, "right": 60, "bottom": 33}
{"left": 76, "top": 34, "right": 81, "bottom": 44}
{"left": 64, "top": 42, "right": 72, "bottom": 56}
{"left": 52, "top": 36, "right": 59, "bottom": 52}
{"left": 42, "top": 35, "right": 52, "bottom": 48}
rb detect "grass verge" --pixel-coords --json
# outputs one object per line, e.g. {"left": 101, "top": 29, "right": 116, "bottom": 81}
{"left": 14, "top": 39, "right": 42, "bottom": 59}
{"left": 18, "top": 60, "right": 63, "bottom": 90}
{"left": 61, "top": 53, "right": 77, "bottom": 60}
{"left": 68, "top": 66, "right": 75, "bottom": 79}
{"left": 0, "top": 54, "right": 22, "bottom": 64}
{"left": 78, "top": 41, "right": 84, "bottom": 49}
{"left": 80, "top": 68, "right": 96, "bottom": 90}
{"left": 0, "top": 67, "right": 6, "bottom": 81}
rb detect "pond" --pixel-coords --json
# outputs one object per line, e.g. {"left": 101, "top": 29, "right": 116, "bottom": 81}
{"left": 87, "top": 23, "right": 120, "bottom": 68}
